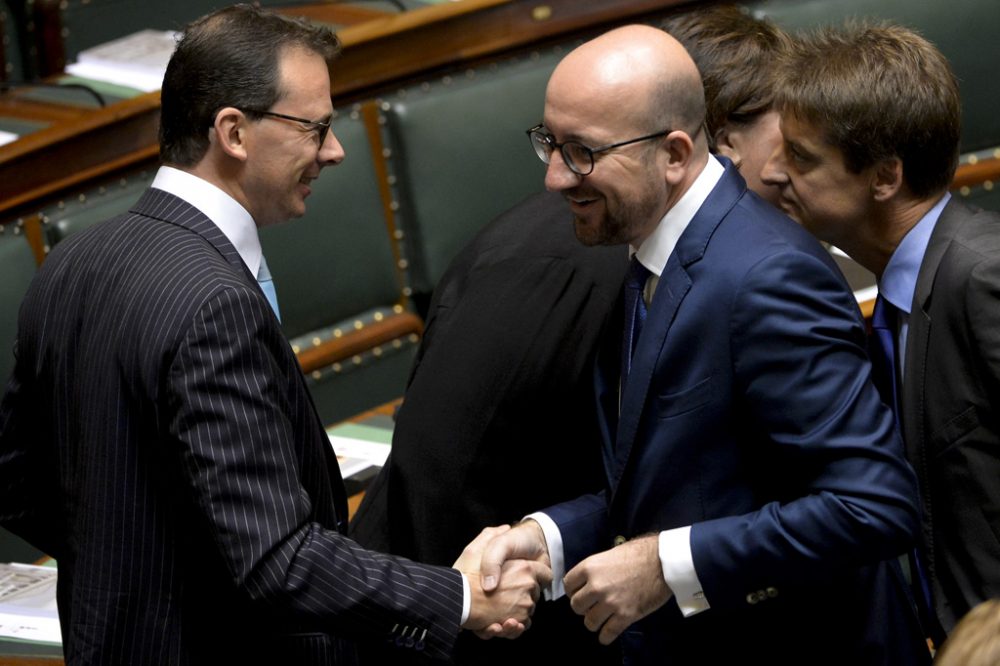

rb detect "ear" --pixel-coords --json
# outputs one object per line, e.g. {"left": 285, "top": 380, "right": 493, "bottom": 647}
{"left": 872, "top": 157, "right": 903, "bottom": 202}
{"left": 212, "top": 107, "right": 249, "bottom": 162}
{"left": 662, "top": 129, "right": 695, "bottom": 186}
{"left": 713, "top": 125, "right": 743, "bottom": 169}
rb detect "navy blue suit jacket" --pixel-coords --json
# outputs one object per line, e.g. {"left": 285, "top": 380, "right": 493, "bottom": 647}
{"left": 546, "top": 163, "right": 927, "bottom": 664}
{"left": 0, "top": 188, "right": 464, "bottom": 665}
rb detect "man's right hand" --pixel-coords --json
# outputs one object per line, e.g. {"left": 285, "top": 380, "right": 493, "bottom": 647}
{"left": 454, "top": 523, "right": 552, "bottom": 639}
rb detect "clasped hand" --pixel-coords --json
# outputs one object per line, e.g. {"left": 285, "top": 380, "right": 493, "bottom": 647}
{"left": 474, "top": 524, "right": 671, "bottom": 645}
{"left": 454, "top": 524, "right": 552, "bottom": 639}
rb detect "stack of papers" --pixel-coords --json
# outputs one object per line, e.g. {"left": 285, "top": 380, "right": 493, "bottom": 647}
{"left": 328, "top": 422, "right": 392, "bottom": 480}
{"left": 0, "top": 562, "right": 60, "bottom": 645}
{"left": 65, "top": 29, "right": 178, "bottom": 93}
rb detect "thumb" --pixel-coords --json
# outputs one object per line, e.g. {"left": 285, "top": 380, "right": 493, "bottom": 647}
{"left": 479, "top": 534, "right": 513, "bottom": 592}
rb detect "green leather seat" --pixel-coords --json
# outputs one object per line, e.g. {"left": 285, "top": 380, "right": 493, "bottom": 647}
{"left": 748, "top": 0, "right": 1000, "bottom": 153}
{"left": 380, "top": 49, "right": 557, "bottom": 309}
{"left": 260, "top": 108, "right": 419, "bottom": 424}
{"left": 0, "top": 222, "right": 46, "bottom": 565}
{"left": 43, "top": 169, "right": 155, "bottom": 248}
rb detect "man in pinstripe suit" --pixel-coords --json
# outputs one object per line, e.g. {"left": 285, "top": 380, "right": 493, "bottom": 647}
{"left": 0, "top": 5, "right": 546, "bottom": 664}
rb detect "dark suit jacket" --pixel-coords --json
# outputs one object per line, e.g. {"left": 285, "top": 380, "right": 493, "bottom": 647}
{"left": 903, "top": 197, "right": 1000, "bottom": 634}
{"left": 351, "top": 191, "right": 626, "bottom": 664}
{"left": 0, "top": 188, "right": 464, "bottom": 665}
{"left": 545, "top": 163, "right": 928, "bottom": 664}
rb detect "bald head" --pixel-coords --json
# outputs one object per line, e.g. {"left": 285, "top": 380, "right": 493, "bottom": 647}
{"left": 539, "top": 25, "right": 710, "bottom": 249}
{"left": 548, "top": 24, "right": 706, "bottom": 145}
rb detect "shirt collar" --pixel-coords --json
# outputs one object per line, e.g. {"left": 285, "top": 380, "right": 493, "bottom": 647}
{"left": 878, "top": 192, "right": 951, "bottom": 315}
{"left": 632, "top": 155, "right": 725, "bottom": 276}
{"left": 150, "top": 166, "right": 263, "bottom": 277}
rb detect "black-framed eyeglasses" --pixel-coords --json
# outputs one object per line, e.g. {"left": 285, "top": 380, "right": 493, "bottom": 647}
{"left": 242, "top": 108, "right": 332, "bottom": 145}
{"left": 526, "top": 124, "right": 672, "bottom": 176}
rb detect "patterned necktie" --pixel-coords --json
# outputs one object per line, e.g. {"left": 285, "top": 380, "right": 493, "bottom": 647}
{"left": 257, "top": 255, "right": 281, "bottom": 323}
{"left": 621, "top": 256, "right": 651, "bottom": 389}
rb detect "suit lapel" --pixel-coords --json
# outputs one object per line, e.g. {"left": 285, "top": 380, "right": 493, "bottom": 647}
{"left": 902, "top": 199, "right": 960, "bottom": 458}
{"left": 611, "top": 163, "right": 745, "bottom": 482}
{"left": 131, "top": 188, "right": 253, "bottom": 281}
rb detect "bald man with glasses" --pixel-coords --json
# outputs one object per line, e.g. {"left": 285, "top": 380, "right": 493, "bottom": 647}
{"left": 475, "top": 23, "right": 930, "bottom": 665}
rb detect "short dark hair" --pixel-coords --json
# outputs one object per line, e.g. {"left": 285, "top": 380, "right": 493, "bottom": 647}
{"left": 662, "top": 5, "right": 791, "bottom": 146}
{"left": 773, "top": 22, "right": 961, "bottom": 198}
{"left": 159, "top": 4, "right": 340, "bottom": 166}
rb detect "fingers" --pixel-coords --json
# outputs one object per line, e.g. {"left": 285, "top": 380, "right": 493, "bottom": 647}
{"left": 480, "top": 520, "right": 548, "bottom": 592}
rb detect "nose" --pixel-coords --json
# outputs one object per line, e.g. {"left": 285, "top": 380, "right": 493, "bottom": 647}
{"left": 543, "top": 149, "right": 582, "bottom": 192}
{"left": 319, "top": 130, "right": 346, "bottom": 166}
{"left": 760, "top": 144, "right": 788, "bottom": 187}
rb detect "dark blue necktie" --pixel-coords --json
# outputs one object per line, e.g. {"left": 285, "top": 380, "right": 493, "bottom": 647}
{"left": 871, "top": 294, "right": 938, "bottom": 642}
{"left": 621, "top": 257, "right": 651, "bottom": 389}
{"left": 870, "top": 295, "right": 900, "bottom": 423}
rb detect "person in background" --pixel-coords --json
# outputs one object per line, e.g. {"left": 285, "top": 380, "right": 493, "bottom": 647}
{"left": 762, "top": 22, "right": 1000, "bottom": 644}
{"left": 351, "top": 166, "right": 624, "bottom": 666}
{"left": 662, "top": 4, "right": 792, "bottom": 205}
{"left": 0, "top": 5, "right": 546, "bottom": 664}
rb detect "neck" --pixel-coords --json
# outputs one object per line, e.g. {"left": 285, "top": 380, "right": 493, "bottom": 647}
{"left": 842, "top": 192, "right": 944, "bottom": 278}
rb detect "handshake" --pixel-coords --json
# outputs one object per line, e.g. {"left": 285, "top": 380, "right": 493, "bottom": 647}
{"left": 453, "top": 521, "right": 552, "bottom": 639}
{"left": 452, "top": 520, "right": 671, "bottom": 645}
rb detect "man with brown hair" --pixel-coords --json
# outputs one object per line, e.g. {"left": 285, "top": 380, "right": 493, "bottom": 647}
{"left": 762, "top": 23, "right": 1000, "bottom": 642}
{"left": 662, "top": 5, "right": 792, "bottom": 205}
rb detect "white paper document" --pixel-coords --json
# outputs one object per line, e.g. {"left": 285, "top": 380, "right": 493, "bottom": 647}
{"left": 0, "top": 562, "right": 61, "bottom": 645}
{"left": 65, "top": 29, "right": 178, "bottom": 92}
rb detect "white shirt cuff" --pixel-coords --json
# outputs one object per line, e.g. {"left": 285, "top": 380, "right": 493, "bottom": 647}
{"left": 525, "top": 512, "right": 565, "bottom": 600}
{"left": 460, "top": 572, "right": 471, "bottom": 625}
{"left": 659, "top": 526, "right": 709, "bottom": 616}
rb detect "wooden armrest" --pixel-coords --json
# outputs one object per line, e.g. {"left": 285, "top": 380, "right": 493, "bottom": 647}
{"left": 296, "top": 311, "right": 423, "bottom": 374}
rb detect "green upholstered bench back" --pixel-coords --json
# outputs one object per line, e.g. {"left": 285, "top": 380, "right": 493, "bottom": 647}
{"left": 749, "top": 0, "right": 1000, "bottom": 154}
{"left": 42, "top": 169, "right": 155, "bottom": 249}
{"left": 0, "top": 222, "right": 36, "bottom": 384}
{"left": 259, "top": 108, "right": 405, "bottom": 341}
{"left": 380, "top": 48, "right": 559, "bottom": 303}
{"left": 259, "top": 107, "right": 419, "bottom": 424}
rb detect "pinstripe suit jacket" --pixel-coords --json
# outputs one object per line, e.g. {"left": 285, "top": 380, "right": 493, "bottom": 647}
{"left": 0, "top": 188, "right": 464, "bottom": 665}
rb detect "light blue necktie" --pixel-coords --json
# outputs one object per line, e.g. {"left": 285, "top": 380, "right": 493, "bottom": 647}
{"left": 257, "top": 255, "right": 281, "bottom": 322}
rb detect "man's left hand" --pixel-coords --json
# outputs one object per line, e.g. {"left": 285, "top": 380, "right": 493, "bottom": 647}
{"left": 564, "top": 534, "right": 671, "bottom": 645}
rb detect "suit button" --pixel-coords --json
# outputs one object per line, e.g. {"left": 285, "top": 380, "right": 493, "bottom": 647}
{"left": 766, "top": 587, "right": 779, "bottom": 599}
{"left": 613, "top": 535, "right": 627, "bottom": 546}
{"left": 746, "top": 592, "right": 760, "bottom": 605}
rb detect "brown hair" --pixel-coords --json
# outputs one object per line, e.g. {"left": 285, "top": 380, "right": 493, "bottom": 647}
{"left": 773, "top": 22, "right": 960, "bottom": 198}
{"left": 160, "top": 4, "right": 340, "bottom": 167}
{"left": 662, "top": 5, "right": 791, "bottom": 146}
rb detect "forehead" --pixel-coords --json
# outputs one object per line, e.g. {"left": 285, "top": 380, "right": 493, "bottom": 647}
{"left": 780, "top": 113, "right": 844, "bottom": 158}
{"left": 544, "top": 71, "right": 644, "bottom": 143}
{"left": 276, "top": 47, "right": 332, "bottom": 109}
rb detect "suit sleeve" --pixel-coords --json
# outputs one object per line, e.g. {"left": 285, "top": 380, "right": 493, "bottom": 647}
{"left": 689, "top": 250, "right": 920, "bottom": 612}
{"left": 166, "top": 286, "right": 463, "bottom": 659}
